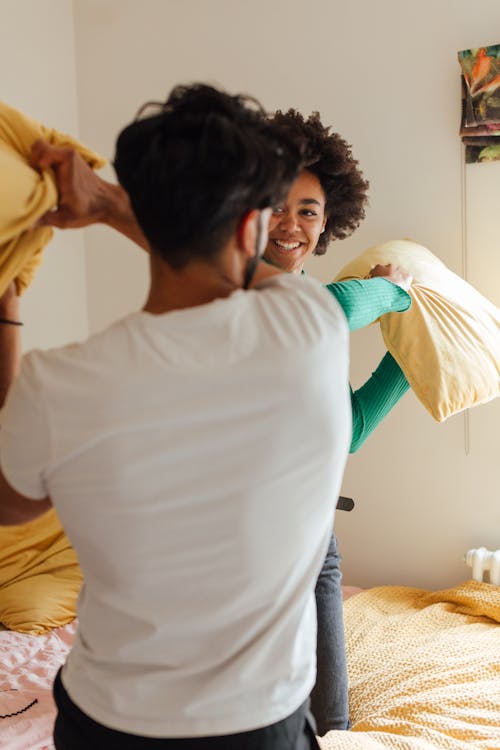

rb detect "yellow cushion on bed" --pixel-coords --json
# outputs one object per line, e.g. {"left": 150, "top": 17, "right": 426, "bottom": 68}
{"left": 334, "top": 239, "right": 500, "bottom": 422}
{"left": 0, "top": 509, "right": 81, "bottom": 635}
{"left": 0, "top": 100, "right": 106, "bottom": 297}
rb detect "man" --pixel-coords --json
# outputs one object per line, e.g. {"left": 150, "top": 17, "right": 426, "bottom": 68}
{"left": 0, "top": 83, "right": 351, "bottom": 749}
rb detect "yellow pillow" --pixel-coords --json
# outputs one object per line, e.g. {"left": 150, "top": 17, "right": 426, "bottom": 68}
{"left": 0, "top": 509, "right": 81, "bottom": 634}
{"left": 334, "top": 239, "right": 500, "bottom": 422}
{"left": 0, "top": 100, "right": 106, "bottom": 297}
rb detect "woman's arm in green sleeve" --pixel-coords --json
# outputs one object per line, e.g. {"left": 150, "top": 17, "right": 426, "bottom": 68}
{"left": 324, "top": 278, "right": 411, "bottom": 332}
{"left": 350, "top": 352, "right": 409, "bottom": 453}
{"left": 323, "top": 277, "right": 411, "bottom": 451}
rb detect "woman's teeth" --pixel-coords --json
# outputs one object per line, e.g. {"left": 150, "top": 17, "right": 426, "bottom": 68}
{"left": 273, "top": 240, "right": 301, "bottom": 250}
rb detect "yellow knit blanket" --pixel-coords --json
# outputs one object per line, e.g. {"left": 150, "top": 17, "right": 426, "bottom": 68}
{"left": 0, "top": 101, "right": 106, "bottom": 297}
{"left": 320, "top": 582, "right": 500, "bottom": 750}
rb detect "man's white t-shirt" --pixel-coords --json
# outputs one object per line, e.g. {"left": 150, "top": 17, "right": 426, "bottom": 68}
{"left": 0, "top": 274, "right": 351, "bottom": 737}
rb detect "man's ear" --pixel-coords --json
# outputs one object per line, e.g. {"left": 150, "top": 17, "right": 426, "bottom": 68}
{"left": 237, "top": 209, "right": 260, "bottom": 259}
{"left": 237, "top": 208, "right": 271, "bottom": 258}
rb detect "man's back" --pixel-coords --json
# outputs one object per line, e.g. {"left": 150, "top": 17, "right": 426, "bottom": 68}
{"left": 1, "top": 273, "right": 350, "bottom": 736}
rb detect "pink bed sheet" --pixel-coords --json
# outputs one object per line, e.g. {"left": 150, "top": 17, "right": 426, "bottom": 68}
{"left": 0, "top": 621, "right": 75, "bottom": 750}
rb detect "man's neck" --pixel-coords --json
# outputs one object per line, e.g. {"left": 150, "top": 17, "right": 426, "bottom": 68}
{"left": 143, "top": 253, "right": 240, "bottom": 315}
{"left": 144, "top": 244, "right": 287, "bottom": 315}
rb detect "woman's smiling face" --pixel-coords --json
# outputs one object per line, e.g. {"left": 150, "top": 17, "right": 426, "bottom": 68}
{"left": 264, "top": 170, "right": 327, "bottom": 274}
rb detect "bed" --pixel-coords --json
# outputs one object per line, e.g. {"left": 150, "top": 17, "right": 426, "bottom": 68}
{"left": 0, "top": 511, "right": 80, "bottom": 749}
{"left": 0, "top": 621, "right": 75, "bottom": 750}
{"left": 320, "top": 581, "right": 500, "bottom": 750}
{"left": 1, "top": 581, "right": 498, "bottom": 750}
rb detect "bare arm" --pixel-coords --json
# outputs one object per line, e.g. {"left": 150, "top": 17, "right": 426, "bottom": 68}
{"left": 1, "top": 142, "right": 143, "bottom": 524}
{"left": 0, "top": 282, "right": 22, "bottom": 408}
{"left": 0, "top": 468, "right": 51, "bottom": 525}
{"left": 30, "top": 140, "right": 150, "bottom": 252}
{"left": 0, "top": 294, "right": 52, "bottom": 523}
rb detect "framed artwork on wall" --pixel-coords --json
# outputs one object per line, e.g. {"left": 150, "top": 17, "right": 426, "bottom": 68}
{"left": 458, "top": 44, "right": 500, "bottom": 163}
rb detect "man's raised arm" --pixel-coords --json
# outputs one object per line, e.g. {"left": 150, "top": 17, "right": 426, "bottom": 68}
{"left": 30, "top": 140, "right": 150, "bottom": 252}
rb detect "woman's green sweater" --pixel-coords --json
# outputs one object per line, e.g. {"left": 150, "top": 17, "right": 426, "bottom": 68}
{"left": 323, "top": 278, "right": 411, "bottom": 453}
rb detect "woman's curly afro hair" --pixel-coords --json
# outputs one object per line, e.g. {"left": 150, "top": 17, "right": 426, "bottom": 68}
{"left": 270, "top": 109, "right": 369, "bottom": 255}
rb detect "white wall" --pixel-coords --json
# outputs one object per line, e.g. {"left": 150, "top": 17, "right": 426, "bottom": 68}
{"left": 64, "top": 0, "right": 500, "bottom": 587}
{"left": 0, "top": 0, "right": 89, "bottom": 352}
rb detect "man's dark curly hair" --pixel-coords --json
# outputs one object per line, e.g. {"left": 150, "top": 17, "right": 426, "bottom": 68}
{"left": 113, "top": 84, "right": 302, "bottom": 269}
{"left": 269, "top": 109, "right": 369, "bottom": 255}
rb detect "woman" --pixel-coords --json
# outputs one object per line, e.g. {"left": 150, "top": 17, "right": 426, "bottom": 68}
{"left": 265, "top": 110, "right": 412, "bottom": 735}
